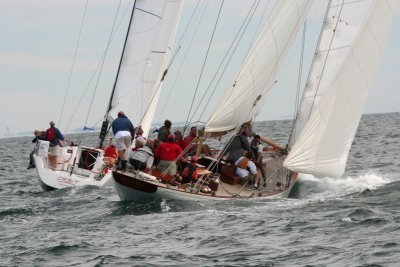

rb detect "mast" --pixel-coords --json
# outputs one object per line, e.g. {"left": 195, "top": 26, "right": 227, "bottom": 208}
{"left": 288, "top": 0, "right": 332, "bottom": 147}
{"left": 98, "top": 1, "right": 137, "bottom": 148}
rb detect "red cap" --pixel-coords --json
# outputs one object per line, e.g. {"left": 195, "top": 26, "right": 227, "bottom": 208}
{"left": 167, "top": 133, "right": 175, "bottom": 142}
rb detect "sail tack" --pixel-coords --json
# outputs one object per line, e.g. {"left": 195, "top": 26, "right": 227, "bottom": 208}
{"left": 284, "top": 0, "right": 398, "bottom": 177}
{"left": 205, "top": 0, "right": 313, "bottom": 134}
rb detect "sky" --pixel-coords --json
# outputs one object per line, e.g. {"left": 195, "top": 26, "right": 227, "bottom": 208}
{"left": 0, "top": 0, "right": 399, "bottom": 137}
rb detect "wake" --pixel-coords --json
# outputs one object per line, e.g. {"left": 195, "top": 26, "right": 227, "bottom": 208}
{"left": 290, "top": 171, "right": 393, "bottom": 200}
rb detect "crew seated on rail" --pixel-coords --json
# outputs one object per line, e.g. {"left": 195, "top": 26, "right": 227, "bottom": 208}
{"left": 129, "top": 141, "right": 155, "bottom": 171}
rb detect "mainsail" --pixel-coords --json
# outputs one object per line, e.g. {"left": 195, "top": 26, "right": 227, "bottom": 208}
{"left": 205, "top": 0, "right": 313, "bottom": 134}
{"left": 108, "top": 0, "right": 184, "bottom": 138}
{"left": 284, "top": 0, "right": 398, "bottom": 177}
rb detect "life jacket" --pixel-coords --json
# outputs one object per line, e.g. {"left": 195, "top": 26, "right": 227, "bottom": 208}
{"left": 46, "top": 128, "right": 56, "bottom": 141}
{"left": 237, "top": 157, "right": 250, "bottom": 169}
{"left": 183, "top": 164, "right": 197, "bottom": 180}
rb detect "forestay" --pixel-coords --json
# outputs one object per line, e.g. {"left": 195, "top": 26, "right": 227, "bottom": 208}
{"left": 108, "top": 0, "right": 183, "bottom": 138}
{"left": 206, "top": 0, "right": 312, "bottom": 134}
{"left": 284, "top": 0, "right": 398, "bottom": 177}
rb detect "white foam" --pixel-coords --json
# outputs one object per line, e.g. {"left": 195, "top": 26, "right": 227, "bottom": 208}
{"left": 298, "top": 171, "right": 391, "bottom": 199}
{"left": 160, "top": 199, "right": 170, "bottom": 213}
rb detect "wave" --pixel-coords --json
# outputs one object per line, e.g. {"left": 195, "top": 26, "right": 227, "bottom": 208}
{"left": 290, "top": 171, "right": 393, "bottom": 200}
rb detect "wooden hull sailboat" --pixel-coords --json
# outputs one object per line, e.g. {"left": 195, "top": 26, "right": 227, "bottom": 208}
{"left": 109, "top": 0, "right": 398, "bottom": 202}
{"left": 112, "top": 152, "right": 297, "bottom": 201}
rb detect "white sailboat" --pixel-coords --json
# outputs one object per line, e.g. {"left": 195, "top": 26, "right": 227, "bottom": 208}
{"left": 34, "top": 0, "right": 184, "bottom": 190}
{"left": 111, "top": 0, "right": 398, "bottom": 201}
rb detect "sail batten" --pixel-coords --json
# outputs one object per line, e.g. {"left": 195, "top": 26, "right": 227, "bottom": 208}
{"left": 284, "top": 0, "right": 398, "bottom": 177}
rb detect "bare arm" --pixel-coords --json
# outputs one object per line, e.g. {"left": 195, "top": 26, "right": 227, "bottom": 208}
{"left": 259, "top": 136, "right": 284, "bottom": 151}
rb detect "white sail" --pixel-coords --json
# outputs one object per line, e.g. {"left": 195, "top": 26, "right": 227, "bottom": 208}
{"left": 290, "top": 0, "right": 376, "bottom": 146}
{"left": 108, "top": 0, "right": 184, "bottom": 138}
{"left": 284, "top": 0, "right": 398, "bottom": 177}
{"left": 205, "top": 0, "right": 312, "bottom": 133}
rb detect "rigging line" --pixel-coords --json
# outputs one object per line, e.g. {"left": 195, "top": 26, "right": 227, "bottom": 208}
{"left": 261, "top": 0, "right": 311, "bottom": 96}
{"left": 280, "top": 0, "right": 328, "bottom": 141}
{"left": 307, "top": 0, "right": 344, "bottom": 122}
{"left": 175, "top": 0, "right": 202, "bottom": 48}
{"left": 187, "top": 0, "right": 261, "bottom": 126}
{"left": 196, "top": 0, "right": 261, "bottom": 123}
{"left": 258, "top": 0, "right": 312, "bottom": 104}
{"left": 64, "top": 0, "right": 133, "bottom": 133}
{"left": 78, "top": 0, "right": 122, "bottom": 145}
{"left": 156, "top": 0, "right": 209, "bottom": 125}
{"left": 105, "top": 0, "right": 136, "bottom": 115}
{"left": 287, "top": 20, "right": 307, "bottom": 145}
{"left": 136, "top": 45, "right": 183, "bottom": 130}
{"left": 58, "top": 0, "right": 89, "bottom": 131}
{"left": 183, "top": 0, "right": 225, "bottom": 135}
{"left": 137, "top": 1, "right": 203, "bottom": 129}
{"left": 225, "top": 0, "right": 264, "bottom": 91}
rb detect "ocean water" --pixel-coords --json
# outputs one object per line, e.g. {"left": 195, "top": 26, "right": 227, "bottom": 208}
{"left": 1, "top": 112, "right": 399, "bottom": 266}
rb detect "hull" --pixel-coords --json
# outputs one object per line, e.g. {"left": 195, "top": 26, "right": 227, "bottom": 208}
{"left": 33, "top": 146, "right": 113, "bottom": 191}
{"left": 112, "top": 155, "right": 298, "bottom": 202}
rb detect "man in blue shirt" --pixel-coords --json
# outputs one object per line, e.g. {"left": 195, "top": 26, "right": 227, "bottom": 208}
{"left": 45, "top": 121, "right": 64, "bottom": 170}
{"left": 112, "top": 111, "right": 135, "bottom": 171}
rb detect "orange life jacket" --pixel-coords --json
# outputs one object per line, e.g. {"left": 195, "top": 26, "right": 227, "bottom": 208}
{"left": 237, "top": 157, "right": 249, "bottom": 169}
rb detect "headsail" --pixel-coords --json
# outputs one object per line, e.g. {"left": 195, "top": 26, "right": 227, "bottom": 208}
{"left": 205, "top": 0, "right": 312, "bottom": 134}
{"left": 108, "top": 0, "right": 184, "bottom": 138}
{"left": 284, "top": 0, "right": 398, "bottom": 177}
{"left": 289, "top": 0, "right": 376, "bottom": 146}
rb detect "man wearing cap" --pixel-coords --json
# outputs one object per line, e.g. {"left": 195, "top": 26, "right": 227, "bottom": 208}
{"left": 154, "top": 133, "right": 182, "bottom": 175}
{"left": 45, "top": 121, "right": 64, "bottom": 170}
{"left": 111, "top": 111, "right": 135, "bottom": 171}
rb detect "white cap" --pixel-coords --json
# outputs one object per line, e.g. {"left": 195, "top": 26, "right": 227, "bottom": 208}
{"left": 136, "top": 136, "right": 146, "bottom": 146}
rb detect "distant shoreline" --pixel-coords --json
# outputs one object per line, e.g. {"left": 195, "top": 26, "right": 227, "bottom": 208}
{"left": 1, "top": 111, "right": 398, "bottom": 139}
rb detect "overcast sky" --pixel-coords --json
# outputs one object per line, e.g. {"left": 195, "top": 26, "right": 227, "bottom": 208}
{"left": 1, "top": 0, "right": 399, "bottom": 136}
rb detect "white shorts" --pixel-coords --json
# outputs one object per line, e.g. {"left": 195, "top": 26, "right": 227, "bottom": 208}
{"left": 48, "top": 145, "right": 60, "bottom": 156}
{"left": 158, "top": 160, "right": 177, "bottom": 175}
{"left": 116, "top": 135, "right": 132, "bottom": 151}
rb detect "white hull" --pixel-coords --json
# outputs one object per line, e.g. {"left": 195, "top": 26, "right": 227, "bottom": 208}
{"left": 33, "top": 145, "right": 113, "bottom": 191}
{"left": 112, "top": 155, "right": 297, "bottom": 202}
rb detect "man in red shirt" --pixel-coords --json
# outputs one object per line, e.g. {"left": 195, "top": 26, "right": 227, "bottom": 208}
{"left": 174, "top": 130, "right": 190, "bottom": 151}
{"left": 184, "top": 126, "right": 197, "bottom": 143}
{"left": 155, "top": 134, "right": 182, "bottom": 175}
{"left": 103, "top": 138, "right": 118, "bottom": 166}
